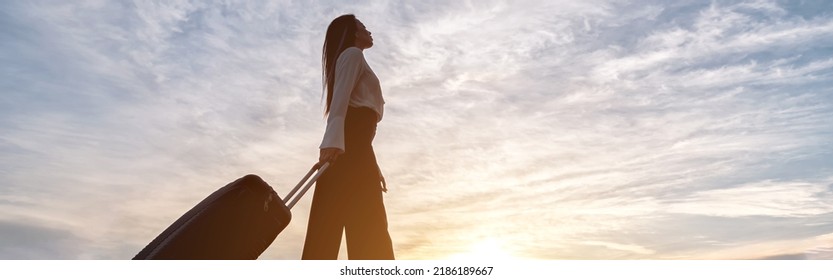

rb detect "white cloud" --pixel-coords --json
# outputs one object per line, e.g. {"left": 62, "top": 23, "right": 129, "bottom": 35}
{"left": 582, "top": 240, "right": 656, "bottom": 255}
{"left": 666, "top": 179, "right": 833, "bottom": 218}
{"left": 689, "top": 231, "right": 833, "bottom": 260}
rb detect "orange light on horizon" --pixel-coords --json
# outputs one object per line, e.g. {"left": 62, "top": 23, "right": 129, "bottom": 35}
{"left": 445, "top": 238, "right": 520, "bottom": 260}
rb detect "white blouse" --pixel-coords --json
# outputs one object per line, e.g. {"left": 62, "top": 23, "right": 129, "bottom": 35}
{"left": 319, "top": 47, "right": 385, "bottom": 152}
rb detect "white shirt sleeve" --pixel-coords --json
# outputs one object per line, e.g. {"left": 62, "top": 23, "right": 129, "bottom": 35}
{"left": 319, "top": 48, "right": 364, "bottom": 152}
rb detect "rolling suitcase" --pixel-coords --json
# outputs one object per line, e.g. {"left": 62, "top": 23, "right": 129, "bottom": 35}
{"left": 133, "top": 163, "right": 329, "bottom": 260}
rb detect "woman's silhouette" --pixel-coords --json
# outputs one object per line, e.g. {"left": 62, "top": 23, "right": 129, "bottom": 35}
{"left": 302, "top": 14, "right": 395, "bottom": 260}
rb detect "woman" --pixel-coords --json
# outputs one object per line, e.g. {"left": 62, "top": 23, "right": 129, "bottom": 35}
{"left": 302, "top": 14, "right": 395, "bottom": 260}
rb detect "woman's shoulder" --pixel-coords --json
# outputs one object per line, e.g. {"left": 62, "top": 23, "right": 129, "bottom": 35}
{"left": 338, "top": 47, "right": 364, "bottom": 60}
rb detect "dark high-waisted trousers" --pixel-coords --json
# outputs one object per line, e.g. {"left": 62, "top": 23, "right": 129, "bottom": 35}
{"left": 302, "top": 106, "right": 395, "bottom": 260}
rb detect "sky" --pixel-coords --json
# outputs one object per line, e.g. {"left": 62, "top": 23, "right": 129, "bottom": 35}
{"left": 1, "top": 0, "right": 832, "bottom": 260}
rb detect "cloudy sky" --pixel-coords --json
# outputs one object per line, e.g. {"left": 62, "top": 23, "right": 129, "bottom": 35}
{"left": 2, "top": 0, "right": 833, "bottom": 260}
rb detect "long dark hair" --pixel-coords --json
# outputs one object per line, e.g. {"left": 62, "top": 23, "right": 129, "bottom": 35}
{"left": 322, "top": 14, "right": 358, "bottom": 115}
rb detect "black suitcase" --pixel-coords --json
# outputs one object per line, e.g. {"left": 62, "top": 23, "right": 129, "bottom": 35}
{"left": 133, "top": 163, "right": 328, "bottom": 260}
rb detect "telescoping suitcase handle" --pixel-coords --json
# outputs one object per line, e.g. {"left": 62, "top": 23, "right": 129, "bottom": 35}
{"left": 283, "top": 162, "right": 330, "bottom": 210}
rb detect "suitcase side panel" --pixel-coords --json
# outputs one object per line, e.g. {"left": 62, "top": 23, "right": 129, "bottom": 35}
{"left": 133, "top": 174, "right": 291, "bottom": 260}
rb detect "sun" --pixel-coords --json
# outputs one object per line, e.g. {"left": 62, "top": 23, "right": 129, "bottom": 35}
{"left": 447, "top": 238, "right": 519, "bottom": 260}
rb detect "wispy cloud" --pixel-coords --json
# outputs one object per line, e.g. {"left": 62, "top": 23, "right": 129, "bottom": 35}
{"left": 666, "top": 179, "right": 833, "bottom": 218}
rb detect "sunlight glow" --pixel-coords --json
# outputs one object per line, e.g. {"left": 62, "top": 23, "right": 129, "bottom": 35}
{"left": 447, "top": 239, "right": 519, "bottom": 260}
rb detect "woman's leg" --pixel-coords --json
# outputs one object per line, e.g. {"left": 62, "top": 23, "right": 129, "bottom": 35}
{"left": 301, "top": 172, "right": 345, "bottom": 260}
{"left": 344, "top": 183, "right": 395, "bottom": 260}
{"left": 343, "top": 146, "right": 395, "bottom": 260}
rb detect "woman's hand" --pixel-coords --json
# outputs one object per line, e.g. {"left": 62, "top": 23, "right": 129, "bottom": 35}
{"left": 318, "top": 148, "right": 342, "bottom": 167}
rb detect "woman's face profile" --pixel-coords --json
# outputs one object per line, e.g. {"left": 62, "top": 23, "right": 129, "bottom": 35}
{"left": 354, "top": 19, "right": 373, "bottom": 49}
